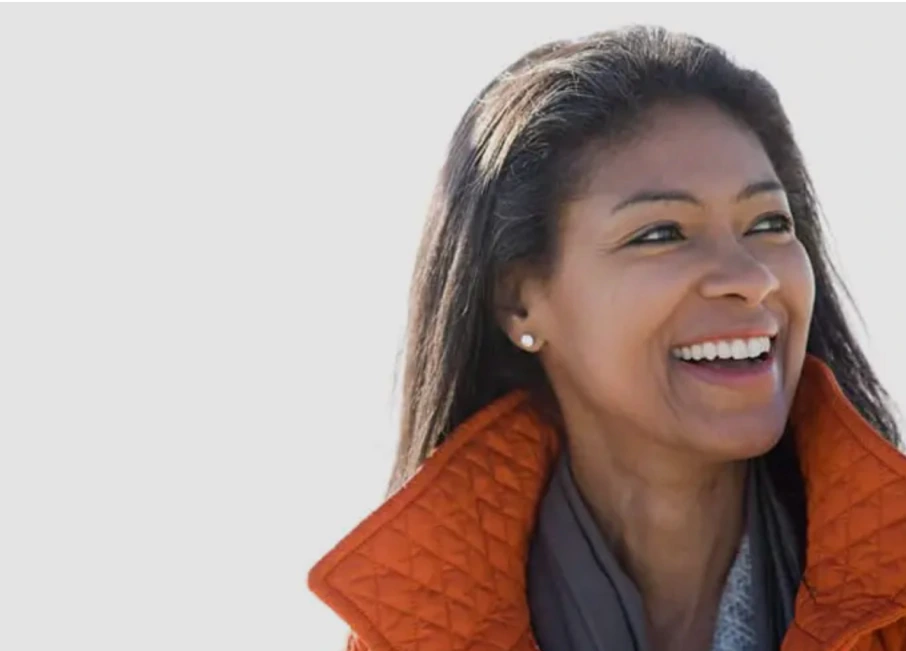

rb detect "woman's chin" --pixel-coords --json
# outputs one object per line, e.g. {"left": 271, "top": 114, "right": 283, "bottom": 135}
{"left": 686, "top": 409, "right": 789, "bottom": 461}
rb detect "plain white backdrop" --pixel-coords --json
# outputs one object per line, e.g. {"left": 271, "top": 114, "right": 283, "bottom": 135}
{"left": 1, "top": 4, "right": 905, "bottom": 650}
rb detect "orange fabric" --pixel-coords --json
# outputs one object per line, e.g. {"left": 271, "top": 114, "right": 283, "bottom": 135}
{"left": 309, "top": 355, "right": 906, "bottom": 651}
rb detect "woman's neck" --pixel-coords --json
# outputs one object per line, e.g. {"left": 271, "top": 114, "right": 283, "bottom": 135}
{"left": 566, "top": 433, "right": 747, "bottom": 651}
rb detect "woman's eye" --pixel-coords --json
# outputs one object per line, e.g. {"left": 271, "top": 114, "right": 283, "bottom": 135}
{"left": 749, "top": 213, "right": 794, "bottom": 235}
{"left": 630, "top": 223, "right": 685, "bottom": 245}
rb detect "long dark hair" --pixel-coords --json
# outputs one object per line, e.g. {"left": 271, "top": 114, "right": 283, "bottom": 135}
{"left": 390, "top": 26, "right": 901, "bottom": 496}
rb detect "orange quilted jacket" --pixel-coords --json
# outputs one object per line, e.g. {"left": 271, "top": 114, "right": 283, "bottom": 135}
{"left": 309, "top": 356, "right": 906, "bottom": 651}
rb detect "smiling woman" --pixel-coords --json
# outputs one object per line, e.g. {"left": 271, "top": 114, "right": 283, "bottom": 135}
{"left": 308, "top": 26, "right": 906, "bottom": 651}
{"left": 510, "top": 101, "right": 814, "bottom": 469}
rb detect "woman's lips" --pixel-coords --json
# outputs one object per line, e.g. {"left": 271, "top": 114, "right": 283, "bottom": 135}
{"left": 671, "top": 346, "right": 780, "bottom": 389}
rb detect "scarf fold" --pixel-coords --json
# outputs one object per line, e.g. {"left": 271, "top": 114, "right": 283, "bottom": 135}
{"left": 527, "top": 452, "right": 802, "bottom": 651}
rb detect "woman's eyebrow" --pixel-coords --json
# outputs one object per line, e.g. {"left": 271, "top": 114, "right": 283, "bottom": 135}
{"left": 736, "top": 179, "right": 785, "bottom": 202}
{"left": 610, "top": 179, "right": 786, "bottom": 215}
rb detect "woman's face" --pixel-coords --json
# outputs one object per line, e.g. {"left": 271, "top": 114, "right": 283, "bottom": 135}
{"left": 516, "top": 101, "right": 815, "bottom": 461}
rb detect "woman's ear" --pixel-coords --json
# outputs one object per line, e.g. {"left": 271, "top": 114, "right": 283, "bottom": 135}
{"left": 494, "top": 266, "right": 545, "bottom": 353}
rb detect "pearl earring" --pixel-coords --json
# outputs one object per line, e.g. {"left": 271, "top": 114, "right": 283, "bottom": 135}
{"left": 520, "top": 333, "right": 536, "bottom": 349}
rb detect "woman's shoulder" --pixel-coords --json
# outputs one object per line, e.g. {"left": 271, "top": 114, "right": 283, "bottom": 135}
{"left": 308, "top": 389, "right": 559, "bottom": 651}
{"left": 790, "top": 356, "right": 906, "bottom": 648}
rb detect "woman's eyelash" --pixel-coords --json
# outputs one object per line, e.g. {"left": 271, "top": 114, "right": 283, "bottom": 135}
{"left": 749, "top": 213, "right": 794, "bottom": 234}
{"left": 629, "top": 223, "right": 685, "bottom": 245}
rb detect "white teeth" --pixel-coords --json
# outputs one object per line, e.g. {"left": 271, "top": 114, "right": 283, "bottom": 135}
{"left": 747, "top": 338, "right": 763, "bottom": 358}
{"left": 671, "top": 336, "right": 772, "bottom": 362}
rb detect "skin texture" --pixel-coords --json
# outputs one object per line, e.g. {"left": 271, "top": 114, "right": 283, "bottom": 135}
{"left": 501, "top": 100, "right": 816, "bottom": 651}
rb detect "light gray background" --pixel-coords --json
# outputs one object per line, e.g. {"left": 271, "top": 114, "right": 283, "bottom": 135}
{"left": 1, "top": 4, "right": 904, "bottom": 650}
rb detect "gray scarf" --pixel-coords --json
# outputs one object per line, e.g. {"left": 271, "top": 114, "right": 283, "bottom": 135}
{"left": 527, "top": 452, "right": 801, "bottom": 651}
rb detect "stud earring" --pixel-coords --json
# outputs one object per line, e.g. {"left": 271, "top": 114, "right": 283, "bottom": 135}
{"left": 520, "top": 333, "right": 536, "bottom": 350}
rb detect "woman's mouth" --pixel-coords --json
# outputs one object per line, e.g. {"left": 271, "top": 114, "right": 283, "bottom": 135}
{"left": 670, "top": 335, "right": 778, "bottom": 384}
{"left": 672, "top": 335, "right": 772, "bottom": 364}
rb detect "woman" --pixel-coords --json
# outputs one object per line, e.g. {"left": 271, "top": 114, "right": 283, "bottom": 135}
{"left": 309, "top": 26, "right": 906, "bottom": 651}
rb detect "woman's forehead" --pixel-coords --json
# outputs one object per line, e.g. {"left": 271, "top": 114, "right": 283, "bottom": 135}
{"left": 573, "top": 102, "right": 781, "bottom": 209}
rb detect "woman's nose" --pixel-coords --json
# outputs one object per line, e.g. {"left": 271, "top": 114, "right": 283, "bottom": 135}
{"left": 698, "top": 243, "right": 781, "bottom": 306}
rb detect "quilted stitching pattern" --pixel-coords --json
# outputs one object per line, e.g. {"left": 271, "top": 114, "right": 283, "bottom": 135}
{"left": 785, "top": 360, "right": 906, "bottom": 649}
{"left": 309, "top": 395, "right": 558, "bottom": 651}
{"left": 311, "top": 357, "right": 906, "bottom": 651}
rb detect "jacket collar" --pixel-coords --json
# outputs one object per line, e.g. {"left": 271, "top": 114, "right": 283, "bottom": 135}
{"left": 309, "top": 355, "right": 906, "bottom": 651}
